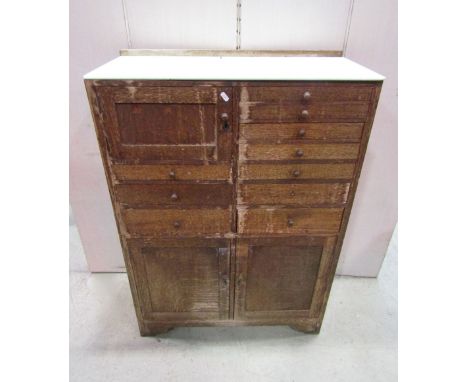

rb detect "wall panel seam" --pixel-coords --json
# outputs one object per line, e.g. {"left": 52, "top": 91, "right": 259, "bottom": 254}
{"left": 343, "top": 0, "right": 356, "bottom": 56}
{"left": 121, "top": 0, "right": 132, "bottom": 48}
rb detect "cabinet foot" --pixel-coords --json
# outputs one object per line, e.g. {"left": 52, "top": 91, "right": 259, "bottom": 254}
{"left": 289, "top": 322, "right": 321, "bottom": 334}
{"left": 140, "top": 325, "right": 174, "bottom": 337}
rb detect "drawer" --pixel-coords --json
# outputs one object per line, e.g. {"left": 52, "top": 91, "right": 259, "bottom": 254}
{"left": 112, "top": 164, "right": 231, "bottom": 181}
{"left": 240, "top": 123, "right": 363, "bottom": 142}
{"left": 115, "top": 184, "right": 232, "bottom": 207}
{"left": 239, "top": 163, "right": 356, "bottom": 180}
{"left": 238, "top": 207, "right": 343, "bottom": 235}
{"left": 122, "top": 208, "right": 231, "bottom": 237}
{"left": 239, "top": 102, "right": 370, "bottom": 123}
{"left": 240, "top": 143, "right": 360, "bottom": 161}
{"left": 240, "top": 85, "right": 374, "bottom": 103}
{"left": 239, "top": 183, "right": 350, "bottom": 206}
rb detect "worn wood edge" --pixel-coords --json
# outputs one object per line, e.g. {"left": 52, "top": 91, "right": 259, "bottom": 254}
{"left": 84, "top": 79, "right": 150, "bottom": 335}
{"left": 314, "top": 83, "right": 383, "bottom": 329}
{"left": 120, "top": 49, "right": 343, "bottom": 57}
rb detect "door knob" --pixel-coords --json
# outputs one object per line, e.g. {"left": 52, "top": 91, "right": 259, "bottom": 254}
{"left": 220, "top": 113, "right": 229, "bottom": 130}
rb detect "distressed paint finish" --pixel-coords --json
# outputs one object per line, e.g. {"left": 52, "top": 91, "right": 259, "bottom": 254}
{"left": 85, "top": 78, "right": 382, "bottom": 335}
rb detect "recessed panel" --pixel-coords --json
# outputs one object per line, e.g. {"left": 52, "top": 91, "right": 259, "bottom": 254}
{"left": 116, "top": 103, "right": 216, "bottom": 145}
{"left": 142, "top": 247, "right": 219, "bottom": 312}
{"left": 246, "top": 246, "right": 322, "bottom": 311}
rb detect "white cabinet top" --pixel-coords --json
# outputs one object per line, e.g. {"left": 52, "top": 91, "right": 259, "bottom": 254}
{"left": 84, "top": 56, "right": 384, "bottom": 81}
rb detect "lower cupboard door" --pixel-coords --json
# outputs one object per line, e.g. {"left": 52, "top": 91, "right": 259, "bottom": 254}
{"left": 234, "top": 236, "right": 337, "bottom": 321}
{"left": 127, "top": 238, "right": 231, "bottom": 321}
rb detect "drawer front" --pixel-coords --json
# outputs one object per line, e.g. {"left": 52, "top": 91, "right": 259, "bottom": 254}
{"left": 122, "top": 208, "right": 231, "bottom": 237}
{"left": 239, "top": 183, "right": 350, "bottom": 206}
{"left": 239, "top": 102, "right": 370, "bottom": 123}
{"left": 240, "top": 143, "right": 360, "bottom": 161}
{"left": 240, "top": 85, "right": 374, "bottom": 103}
{"left": 239, "top": 163, "right": 355, "bottom": 180}
{"left": 240, "top": 123, "right": 363, "bottom": 142}
{"left": 238, "top": 207, "right": 344, "bottom": 235}
{"left": 115, "top": 184, "right": 232, "bottom": 207}
{"left": 112, "top": 164, "right": 231, "bottom": 182}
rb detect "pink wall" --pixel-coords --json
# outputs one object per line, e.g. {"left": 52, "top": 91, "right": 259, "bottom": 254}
{"left": 70, "top": 0, "right": 397, "bottom": 276}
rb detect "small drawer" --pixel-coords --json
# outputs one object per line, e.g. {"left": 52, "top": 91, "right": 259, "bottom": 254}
{"left": 239, "top": 102, "right": 370, "bottom": 124}
{"left": 240, "top": 85, "right": 374, "bottom": 103}
{"left": 240, "top": 123, "right": 363, "bottom": 142}
{"left": 239, "top": 143, "right": 360, "bottom": 161}
{"left": 239, "top": 183, "right": 350, "bottom": 206}
{"left": 238, "top": 207, "right": 343, "bottom": 235}
{"left": 122, "top": 208, "right": 231, "bottom": 237}
{"left": 239, "top": 163, "right": 356, "bottom": 180}
{"left": 115, "top": 183, "right": 232, "bottom": 207}
{"left": 112, "top": 164, "right": 231, "bottom": 182}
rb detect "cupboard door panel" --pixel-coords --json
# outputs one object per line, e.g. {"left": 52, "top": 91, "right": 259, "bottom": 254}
{"left": 128, "top": 238, "right": 230, "bottom": 321}
{"left": 235, "top": 237, "right": 337, "bottom": 320}
{"left": 97, "top": 85, "right": 233, "bottom": 162}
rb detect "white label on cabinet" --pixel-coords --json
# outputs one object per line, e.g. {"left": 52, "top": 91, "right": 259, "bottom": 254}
{"left": 220, "top": 92, "right": 230, "bottom": 102}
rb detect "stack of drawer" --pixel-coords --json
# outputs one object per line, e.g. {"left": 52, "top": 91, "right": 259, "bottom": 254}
{"left": 237, "top": 84, "right": 373, "bottom": 236}
{"left": 112, "top": 163, "right": 233, "bottom": 237}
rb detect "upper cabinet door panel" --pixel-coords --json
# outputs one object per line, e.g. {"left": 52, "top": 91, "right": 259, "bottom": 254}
{"left": 97, "top": 85, "right": 233, "bottom": 162}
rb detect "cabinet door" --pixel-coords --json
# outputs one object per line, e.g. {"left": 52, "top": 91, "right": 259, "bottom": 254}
{"left": 234, "top": 236, "right": 336, "bottom": 321}
{"left": 127, "top": 238, "right": 231, "bottom": 321}
{"left": 96, "top": 84, "right": 233, "bottom": 162}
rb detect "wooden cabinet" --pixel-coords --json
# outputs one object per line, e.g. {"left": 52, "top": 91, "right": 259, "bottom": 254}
{"left": 85, "top": 55, "right": 383, "bottom": 335}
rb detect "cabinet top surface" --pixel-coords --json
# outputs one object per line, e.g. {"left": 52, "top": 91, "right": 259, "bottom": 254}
{"left": 83, "top": 56, "right": 384, "bottom": 81}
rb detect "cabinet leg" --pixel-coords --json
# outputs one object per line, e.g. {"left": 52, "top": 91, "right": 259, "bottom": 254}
{"left": 140, "top": 325, "right": 174, "bottom": 337}
{"left": 289, "top": 321, "right": 321, "bottom": 334}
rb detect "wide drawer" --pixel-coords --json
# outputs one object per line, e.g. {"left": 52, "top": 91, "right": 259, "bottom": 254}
{"left": 239, "top": 102, "right": 370, "bottom": 123}
{"left": 238, "top": 207, "right": 343, "bottom": 235}
{"left": 112, "top": 164, "right": 231, "bottom": 181}
{"left": 239, "top": 183, "right": 350, "bottom": 206}
{"left": 239, "top": 85, "right": 374, "bottom": 103}
{"left": 240, "top": 143, "right": 360, "bottom": 161}
{"left": 239, "top": 163, "right": 355, "bottom": 180}
{"left": 115, "top": 183, "right": 232, "bottom": 207}
{"left": 240, "top": 123, "right": 363, "bottom": 142}
{"left": 121, "top": 208, "right": 231, "bottom": 237}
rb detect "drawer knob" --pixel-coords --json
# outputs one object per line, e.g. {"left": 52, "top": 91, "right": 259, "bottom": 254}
{"left": 298, "top": 128, "right": 306, "bottom": 137}
{"left": 287, "top": 219, "right": 294, "bottom": 227}
{"left": 303, "top": 91, "right": 311, "bottom": 101}
{"left": 292, "top": 170, "right": 301, "bottom": 177}
{"left": 295, "top": 149, "right": 304, "bottom": 157}
{"left": 301, "top": 110, "right": 310, "bottom": 119}
{"left": 169, "top": 170, "right": 176, "bottom": 179}
{"left": 173, "top": 221, "right": 181, "bottom": 229}
{"left": 170, "top": 193, "right": 178, "bottom": 201}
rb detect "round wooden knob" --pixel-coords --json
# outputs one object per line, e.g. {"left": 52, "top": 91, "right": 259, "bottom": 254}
{"left": 287, "top": 219, "right": 294, "bottom": 227}
{"left": 173, "top": 221, "right": 181, "bottom": 228}
{"left": 295, "top": 149, "right": 304, "bottom": 157}
{"left": 301, "top": 110, "right": 310, "bottom": 119}
{"left": 170, "top": 193, "right": 178, "bottom": 201}
{"left": 303, "top": 91, "right": 311, "bottom": 101}
{"left": 169, "top": 170, "right": 176, "bottom": 179}
{"left": 220, "top": 113, "right": 229, "bottom": 121}
{"left": 292, "top": 170, "right": 301, "bottom": 177}
{"left": 298, "top": 128, "right": 306, "bottom": 137}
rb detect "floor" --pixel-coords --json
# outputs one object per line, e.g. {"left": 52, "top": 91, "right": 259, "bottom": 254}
{"left": 70, "top": 224, "right": 397, "bottom": 382}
